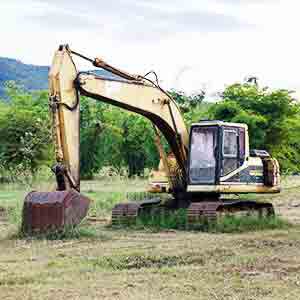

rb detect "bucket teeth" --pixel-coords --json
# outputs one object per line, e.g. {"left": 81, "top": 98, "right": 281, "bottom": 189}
{"left": 22, "top": 189, "right": 90, "bottom": 233}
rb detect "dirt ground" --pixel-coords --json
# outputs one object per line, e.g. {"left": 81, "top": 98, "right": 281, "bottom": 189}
{"left": 1, "top": 177, "right": 300, "bottom": 300}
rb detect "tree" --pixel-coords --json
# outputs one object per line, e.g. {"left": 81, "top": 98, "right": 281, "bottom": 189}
{"left": 79, "top": 97, "right": 125, "bottom": 179}
{"left": 169, "top": 89, "right": 210, "bottom": 126}
{"left": 0, "top": 84, "right": 52, "bottom": 178}
{"left": 169, "top": 89, "right": 205, "bottom": 110}
{"left": 0, "top": 82, "right": 237, "bottom": 180}
{"left": 79, "top": 90, "right": 210, "bottom": 178}
{"left": 79, "top": 98, "right": 158, "bottom": 178}
{"left": 121, "top": 115, "right": 159, "bottom": 177}
{"left": 210, "top": 82, "right": 300, "bottom": 172}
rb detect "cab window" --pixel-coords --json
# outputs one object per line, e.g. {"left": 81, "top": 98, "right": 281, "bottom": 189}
{"left": 223, "top": 130, "right": 238, "bottom": 157}
{"left": 222, "top": 129, "right": 238, "bottom": 176}
{"left": 189, "top": 126, "right": 217, "bottom": 184}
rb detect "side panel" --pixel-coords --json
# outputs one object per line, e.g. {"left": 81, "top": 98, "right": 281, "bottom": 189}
{"left": 221, "top": 157, "right": 264, "bottom": 184}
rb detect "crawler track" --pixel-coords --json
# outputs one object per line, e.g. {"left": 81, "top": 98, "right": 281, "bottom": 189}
{"left": 111, "top": 198, "right": 162, "bottom": 226}
{"left": 187, "top": 200, "right": 275, "bottom": 228}
{"left": 111, "top": 199, "right": 275, "bottom": 228}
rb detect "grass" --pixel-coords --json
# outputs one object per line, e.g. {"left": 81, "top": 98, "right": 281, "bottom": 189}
{"left": 85, "top": 252, "right": 207, "bottom": 271}
{"left": 135, "top": 208, "right": 187, "bottom": 230}
{"left": 134, "top": 209, "right": 290, "bottom": 233}
{"left": 15, "top": 224, "right": 101, "bottom": 240}
{"left": 0, "top": 177, "right": 300, "bottom": 299}
{"left": 0, "top": 177, "right": 293, "bottom": 237}
{"left": 211, "top": 215, "right": 290, "bottom": 233}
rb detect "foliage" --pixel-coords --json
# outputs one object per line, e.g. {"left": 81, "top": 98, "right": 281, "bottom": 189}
{"left": 169, "top": 89, "right": 210, "bottom": 126}
{"left": 79, "top": 97, "right": 107, "bottom": 179}
{"left": 4, "top": 78, "right": 299, "bottom": 178}
{"left": 79, "top": 98, "right": 159, "bottom": 178}
{"left": 210, "top": 83, "right": 300, "bottom": 172}
{"left": 0, "top": 84, "right": 52, "bottom": 180}
{"left": 169, "top": 89, "right": 205, "bottom": 109}
{"left": 121, "top": 115, "right": 159, "bottom": 177}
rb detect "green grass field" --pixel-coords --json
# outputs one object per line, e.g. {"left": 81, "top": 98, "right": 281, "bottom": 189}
{"left": 1, "top": 176, "right": 300, "bottom": 299}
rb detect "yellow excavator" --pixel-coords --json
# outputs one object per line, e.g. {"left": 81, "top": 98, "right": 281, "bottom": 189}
{"left": 22, "top": 45, "right": 280, "bottom": 232}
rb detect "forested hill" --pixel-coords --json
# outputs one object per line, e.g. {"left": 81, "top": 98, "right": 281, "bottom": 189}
{"left": 0, "top": 57, "right": 49, "bottom": 98}
{"left": 0, "top": 57, "right": 117, "bottom": 99}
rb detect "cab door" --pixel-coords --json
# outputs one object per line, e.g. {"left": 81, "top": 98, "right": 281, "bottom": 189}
{"left": 188, "top": 126, "right": 218, "bottom": 184}
{"left": 221, "top": 127, "right": 240, "bottom": 176}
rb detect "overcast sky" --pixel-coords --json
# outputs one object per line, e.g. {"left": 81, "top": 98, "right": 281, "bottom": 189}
{"left": 1, "top": 0, "right": 299, "bottom": 97}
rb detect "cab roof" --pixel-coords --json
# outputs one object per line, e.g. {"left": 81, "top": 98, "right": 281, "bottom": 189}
{"left": 191, "top": 120, "right": 248, "bottom": 129}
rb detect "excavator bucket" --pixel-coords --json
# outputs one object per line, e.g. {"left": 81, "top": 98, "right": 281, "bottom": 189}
{"left": 22, "top": 190, "right": 90, "bottom": 233}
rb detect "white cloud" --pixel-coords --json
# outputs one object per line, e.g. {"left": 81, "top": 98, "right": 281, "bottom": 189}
{"left": 0, "top": 0, "right": 299, "bottom": 97}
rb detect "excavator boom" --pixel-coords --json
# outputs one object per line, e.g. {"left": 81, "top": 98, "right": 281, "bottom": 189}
{"left": 50, "top": 45, "right": 188, "bottom": 193}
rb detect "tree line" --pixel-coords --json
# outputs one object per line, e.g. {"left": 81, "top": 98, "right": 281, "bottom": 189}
{"left": 0, "top": 80, "right": 299, "bottom": 182}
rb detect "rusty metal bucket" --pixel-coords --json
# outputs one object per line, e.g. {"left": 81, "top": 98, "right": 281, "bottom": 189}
{"left": 22, "top": 189, "right": 90, "bottom": 233}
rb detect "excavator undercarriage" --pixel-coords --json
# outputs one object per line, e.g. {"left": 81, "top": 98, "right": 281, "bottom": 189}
{"left": 22, "top": 45, "right": 280, "bottom": 233}
{"left": 111, "top": 196, "right": 275, "bottom": 229}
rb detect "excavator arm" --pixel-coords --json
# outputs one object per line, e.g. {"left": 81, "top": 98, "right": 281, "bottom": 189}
{"left": 49, "top": 45, "right": 189, "bottom": 192}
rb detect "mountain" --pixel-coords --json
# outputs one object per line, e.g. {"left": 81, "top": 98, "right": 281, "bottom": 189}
{"left": 0, "top": 57, "right": 119, "bottom": 99}
{"left": 0, "top": 57, "right": 49, "bottom": 98}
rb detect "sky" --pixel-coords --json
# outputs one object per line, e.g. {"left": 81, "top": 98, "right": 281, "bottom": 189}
{"left": 1, "top": 0, "right": 300, "bottom": 97}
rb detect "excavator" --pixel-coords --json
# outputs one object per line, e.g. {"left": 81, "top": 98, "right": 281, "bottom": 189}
{"left": 22, "top": 45, "right": 280, "bottom": 233}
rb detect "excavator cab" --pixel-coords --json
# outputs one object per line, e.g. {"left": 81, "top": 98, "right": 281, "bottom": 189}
{"left": 188, "top": 121, "right": 246, "bottom": 185}
{"left": 187, "top": 121, "right": 280, "bottom": 193}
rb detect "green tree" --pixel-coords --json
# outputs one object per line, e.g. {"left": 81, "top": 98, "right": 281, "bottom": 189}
{"left": 0, "top": 83, "right": 219, "bottom": 180}
{"left": 79, "top": 98, "right": 125, "bottom": 179}
{"left": 169, "top": 89, "right": 211, "bottom": 126}
{"left": 210, "top": 82, "right": 300, "bottom": 172}
{"left": 0, "top": 84, "right": 51, "bottom": 178}
{"left": 121, "top": 115, "right": 159, "bottom": 177}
